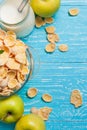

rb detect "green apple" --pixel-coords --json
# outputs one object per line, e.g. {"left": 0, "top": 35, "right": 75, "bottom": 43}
{"left": 0, "top": 95, "right": 24, "bottom": 123}
{"left": 15, "top": 114, "right": 46, "bottom": 130}
{"left": 30, "top": 0, "right": 61, "bottom": 17}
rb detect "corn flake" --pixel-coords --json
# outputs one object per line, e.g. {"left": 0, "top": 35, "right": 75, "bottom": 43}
{"left": 45, "top": 43, "right": 56, "bottom": 53}
{"left": 15, "top": 83, "right": 21, "bottom": 90}
{"left": 0, "top": 51, "right": 9, "bottom": 66}
{"left": 11, "top": 45, "right": 26, "bottom": 55}
{"left": 20, "top": 65, "right": 29, "bottom": 75}
{"left": 45, "top": 17, "right": 54, "bottom": 24}
{"left": 45, "top": 26, "right": 55, "bottom": 34}
{"left": 30, "top": 107, "right": 39, "bottom": 115}
{"left": 30, "top": 107, "right": 52, "bottom": 121}
{"left": 8, "top": 79, "right": 18, "bottom": 89}
{"left": 0, "top": 77, "right": 8, "bottom": 88}
{"left": 16, "top": 39, "right": 27, "bottom": 47}
{"left": 58, "top": 44, "right": 68, "bottom": 52}
{"left": 15, "top": 53, "right": 27, "bottom": 64}
{"left": 0, "top": 66, "right": 8, "bottom": 79}
{"left": 70, "top": 90, "right": 82, "bottom": 108}
{"left": 7, "top": 31, "right": 16, "bottom": 38}
{"left": 17, "top": 72, "right": 25, "bottom": 84}
{"left": 27, "top": 88, "right": 38, "bottom": 98}
{"left": 42, "top": 93, "right": 52, "bottom": 102}
{"left": 4, "top": 35, "right": 16, "bottom": 47}
{"left": 47, "top": 33, "right": 59, "bottom": 43}
{"left": 69, "top": 8, "right": 79, "bottom": 16}
{"left": 35, "top": 16, "right": 45, "bottom": 28}
{"left": 2, "top": 88, "right": 13, "bottom": 93}
{"left": 6, "top": 58, "right": 20, "bottom": 70}
{"left": 7, "top": 70, "right": 16, "bottom": 79}
{"left": 38, "top": 107, "right": 52, "bottom": 121}
{"left": 0, "top": 91, "right": 11, "bottom": 96}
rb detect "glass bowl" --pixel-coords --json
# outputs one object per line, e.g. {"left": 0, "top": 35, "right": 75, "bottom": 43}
{"left": 0, "top": 46, "right": 40, "bottom": 99}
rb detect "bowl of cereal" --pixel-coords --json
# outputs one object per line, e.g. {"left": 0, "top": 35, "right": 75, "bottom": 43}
{"left": 0, "top": 29, "right": 40, "bottom": 98}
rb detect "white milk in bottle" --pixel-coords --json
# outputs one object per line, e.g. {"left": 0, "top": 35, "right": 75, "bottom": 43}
{"left": 0, "top": 0, "right": 35, "bottom": 37}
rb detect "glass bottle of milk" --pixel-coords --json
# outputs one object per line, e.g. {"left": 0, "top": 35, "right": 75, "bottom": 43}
{"left": 0, "top": 0, "right": 35, "bottom": 37}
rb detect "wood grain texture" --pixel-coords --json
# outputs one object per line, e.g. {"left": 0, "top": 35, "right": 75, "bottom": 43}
{"left": 0, "top": 0, "right": 87, "bottom": 130}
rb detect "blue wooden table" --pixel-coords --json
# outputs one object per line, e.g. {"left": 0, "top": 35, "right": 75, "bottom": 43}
{"left": 0, "top": 0, "right": 87, "bottom": 129}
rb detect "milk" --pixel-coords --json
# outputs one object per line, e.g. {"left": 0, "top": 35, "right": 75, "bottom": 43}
{"left": 0, "top": 0, "right": 35, "bottom": 37}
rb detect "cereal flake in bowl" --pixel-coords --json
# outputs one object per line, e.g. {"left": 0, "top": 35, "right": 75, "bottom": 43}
{"left": 0, "top": 29, "right": 33, "bottom": 98}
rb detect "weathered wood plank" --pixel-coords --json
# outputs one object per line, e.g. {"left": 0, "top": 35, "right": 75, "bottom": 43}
{"left": 61, "top": 0, "right": 87, "bottom": 6}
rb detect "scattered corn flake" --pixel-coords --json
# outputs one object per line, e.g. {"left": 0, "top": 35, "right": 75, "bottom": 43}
{"left": 69, "top": 8, "right": 79, "bottom": 16}
{"left": 70, "top": 90, "right": 82, "bottom": 108}
{"left": 39, "top": 107, "right": 52, "bottom": 114}
{"left": 7, "top": 31, "right": 16, "bottom": 38}
{"left": 47, "top": 33, "right": 59, "bottom": 43}
{"left": 38, "top": 110, "right": 49, "bottom": 120}
{"left": 45, "top": 17, "right": 54, "bottom": 24}
{"left": 6, "top": 58, "right": 20, "bottom": 70}
{"left": 45, "top": 26, "right": 55, "bottom": 34}
{"left": 27, "top": 88, "right": 38, "bottom": 98}
{"left": 30, "top": 107, "right": 52, "bottom": 121}
{"left": 8, "top": 79, "right": 18, "bottom": 89}
{"left": 4, "top": 35, "right": 16, "bottom": 47}
{"left": 30, "top": 107, "right": 39, "bottom": 115}
{"left": 0, "top": 29, "right": 6, "bottom": 40}
{"left": 15, "top": 53, "right": 27, "bottom": 64}
{"left": 45, "top": 43, "right": 56, "bottom": 53}
{"left": 38, "top": 107, "right": 52, "bottom": 121}
{"left": 42, "top": 93, "right": 52, "bottom": 102}
{"left": 58, "top": 44, "right": 68, "bottom": 52}
{"left": 35, "top": 16, "right": 45, "bottom": 28}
